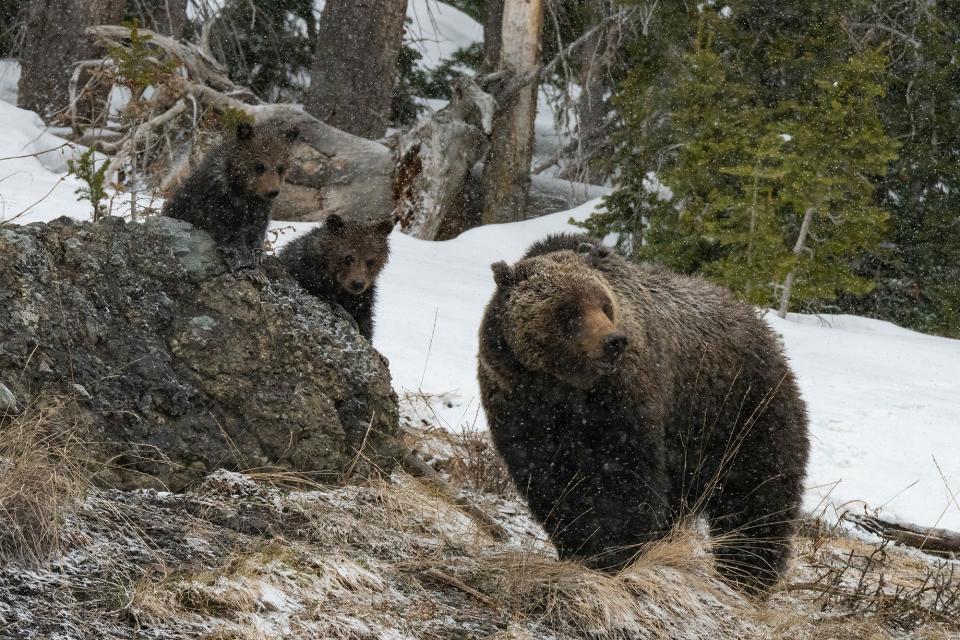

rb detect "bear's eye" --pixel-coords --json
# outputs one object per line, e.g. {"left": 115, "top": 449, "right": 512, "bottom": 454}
{"left": 254, "top": 162, "right": 267, "bottom": 175}
{"left": 602, "top": 301, "right": 614, "bottom": 320}
{"left": 366, "top": 259, "right": 376, "bottom": 269}
{"left": 344, "top": 255, "right": 355, "bottom": 265}
{"left": 277, "top": 165, "right": 286, "bottom": 176}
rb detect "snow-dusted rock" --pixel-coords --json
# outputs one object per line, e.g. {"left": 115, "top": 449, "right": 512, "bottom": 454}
{"left": 0, "top": 215, "right": 400, "bottom": 490}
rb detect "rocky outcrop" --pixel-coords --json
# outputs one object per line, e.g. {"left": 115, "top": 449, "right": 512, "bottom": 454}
{"left": 0, "top": 216, "right": 400, "bottom": 489}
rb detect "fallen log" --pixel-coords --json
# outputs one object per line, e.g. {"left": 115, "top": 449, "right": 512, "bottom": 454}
{"left": 75, "top": 24, "right": 585, "bottom": 236}
{"left": 845, "top": 513, "right": 960, "bottom": 556}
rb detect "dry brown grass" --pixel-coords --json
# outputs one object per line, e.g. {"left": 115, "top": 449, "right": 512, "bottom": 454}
{"left": 402, "top": 525, "right": 749, "bottom": 640}
{"left": 0, "top": 397, "right": 91, "bottom": 563}
{"left": 444, "top": 424, "right": 516, "bottom": 498}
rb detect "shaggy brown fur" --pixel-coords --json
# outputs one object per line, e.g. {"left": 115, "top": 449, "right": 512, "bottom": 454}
{"left": 478, "top": 233, "right": 810, "bottom": 595}
{"left": 162, "top": 119, "right": 299, "bottom": 273}
{"left": 278, "top": 214, "right": 394, "bottom": 340}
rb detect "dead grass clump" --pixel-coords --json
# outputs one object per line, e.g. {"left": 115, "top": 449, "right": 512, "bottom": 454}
{"left": 444, "top": 424, "right": 515, "bottom": 498}
{"left": 417, "top": 528, "right": 747, "bottom": 639}
{"left": 0, "top": 398, "right": 90, "bottom": 563}
{"left": 378, "top": 473, "right": 490, "bottom": 550}
{"left": 131, "top": 542, "right": 392, "bottom": 630}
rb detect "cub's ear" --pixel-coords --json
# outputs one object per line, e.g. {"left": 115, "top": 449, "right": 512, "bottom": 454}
{"left": 325, "top": 214, "right": 345, "bottom": 236}
{"left": 284, "top": 127, "right": 300, "bottom": 143}
{"left": 577, "top": 240, "right": 612, "bottom": 268}
{"left": 491, "top": 261, "right": 518, "bottom": 288}
{"left": 235, "top": 120, "right": 254, "bottom": 141}
{"left": 374, "top": 217, "right": 396, "bottom": 237}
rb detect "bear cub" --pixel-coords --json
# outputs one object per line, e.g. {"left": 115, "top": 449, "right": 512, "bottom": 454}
{"left": 162, "top": 119, "right": 299, "bottom": 278}
{"left": 478, "top": 233, "right": 809, "bottom": 595}
{"left": 279, "top": 214, "right": 394, "bottom": 340}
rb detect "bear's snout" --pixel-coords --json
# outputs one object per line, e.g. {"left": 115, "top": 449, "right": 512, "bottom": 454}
{"left": 603, "top": 333, "right": 628, "bottom": 359}
{"left": 265, "top": 190, "right": 280, "bottom": 199}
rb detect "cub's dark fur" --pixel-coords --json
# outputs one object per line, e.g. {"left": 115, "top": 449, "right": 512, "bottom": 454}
{"left": 478, "top": 233, "right": 810, "bottom": 594}
{"left": 162, "top": 119, "right": 299, "bottom": 272}
{"left": 279, "top": 214, "right": 394, "bottom": 340}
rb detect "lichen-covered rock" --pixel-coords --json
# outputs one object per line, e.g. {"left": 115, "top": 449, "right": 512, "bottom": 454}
{"left": 0, "top": 216, "right": 399, "bottom": 489}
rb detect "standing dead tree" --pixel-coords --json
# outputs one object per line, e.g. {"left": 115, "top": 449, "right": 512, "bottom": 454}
{"left": 480, "top": 0, "right": 545, "bottom": 225}
{"left": 540, "top": 0, "right": 650, "bottom": 185}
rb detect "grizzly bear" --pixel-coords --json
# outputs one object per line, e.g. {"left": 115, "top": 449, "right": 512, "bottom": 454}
{"left": 278, "top": 214, "right": 394, "bottom": 340}
{"left": 477, "top": 233, "right": 809, "bottom": 594}
{"left": 162, "top": 119, "right": 299, "bottom": 277}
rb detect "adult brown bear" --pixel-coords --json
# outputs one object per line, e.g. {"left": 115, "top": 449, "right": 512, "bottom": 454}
{"left": 477, "top": 233, "right": 809, "bottom": 594}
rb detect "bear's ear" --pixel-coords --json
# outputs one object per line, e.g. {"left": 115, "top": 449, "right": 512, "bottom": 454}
{"left": 325, "top": 214, "right": 345, "bottom": 236}
{"left": 373, "top": 217, "right": 395, "bottom": 237}
{"left": 284, "top": 127, "right": 300, "bottom": 143}
{"left": 491, "top": 261, "right": 518, "bottom": 288}
{"left": 235, "top": 120, "right": 254, "bottom": 142}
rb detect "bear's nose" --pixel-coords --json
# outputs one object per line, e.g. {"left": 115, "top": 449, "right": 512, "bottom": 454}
{"left": 603, "top": 333, "right": 628, "bottom": 358}
{"left": 266, "top": 190, "right": 280, "bottom": 199}
{"left": 350, "top": 280, "right": 366, "bottom": 293}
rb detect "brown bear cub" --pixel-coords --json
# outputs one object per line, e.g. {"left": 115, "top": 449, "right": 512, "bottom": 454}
{"left": 162, "top": 119, "right": 299, "bottom": 277}
{"left": 278, "top": 214, "right": 394, "bottom": 340}
{"left": 478, "top": 233, "right": 809, "bottom": 595}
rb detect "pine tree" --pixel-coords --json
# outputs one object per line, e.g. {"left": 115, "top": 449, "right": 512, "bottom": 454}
{"left": 589, "top": 8, "right": 898, "bottom": 314}
{"left": 770, "top": 51, "right": 898, "bottom": 315}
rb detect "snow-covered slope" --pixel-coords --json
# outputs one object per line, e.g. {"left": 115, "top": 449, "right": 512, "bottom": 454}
{"left": 1, "top": 72, "right": 957, "bottom": 534}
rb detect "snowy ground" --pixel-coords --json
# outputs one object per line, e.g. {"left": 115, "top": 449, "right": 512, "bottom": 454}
{"left": 0, "top": 6, "right": 956, "bottom": 534}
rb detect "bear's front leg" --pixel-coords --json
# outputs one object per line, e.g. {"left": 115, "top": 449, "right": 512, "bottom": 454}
{"left": 221, "top": 244, "right": 268, "bottom": 285}
{"left": 586, "top": 473, "right": 675, "bottom": 572}
{"left": 706, "top": 466, "right": 803, "bottom": 595}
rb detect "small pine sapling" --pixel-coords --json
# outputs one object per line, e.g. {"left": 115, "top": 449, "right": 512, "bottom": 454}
{"left": 108, "top": 20, "right": 178, "bottom": 98}
{"left": 66, "top": 148, "right": 111, "bottom": 221}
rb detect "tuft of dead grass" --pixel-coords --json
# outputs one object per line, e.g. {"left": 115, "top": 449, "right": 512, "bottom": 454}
{"left": 407, "top": 526, "right": 748, "bottom": 640}
{"left": 444, "top": 424, "right": 516, "bottom": 498}
{"left": 0, "top": 397, "right": 91, "bottom": 563}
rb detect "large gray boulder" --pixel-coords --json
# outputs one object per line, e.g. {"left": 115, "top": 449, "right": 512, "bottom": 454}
{"left": 0, "top": 216, "right": 400, "bottom": 489}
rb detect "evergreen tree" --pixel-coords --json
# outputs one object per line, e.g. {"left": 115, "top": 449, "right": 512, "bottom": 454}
{"left": 587, "top": 7, "right": 898, "bottom": 314}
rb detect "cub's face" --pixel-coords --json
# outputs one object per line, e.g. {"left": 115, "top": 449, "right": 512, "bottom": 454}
{"left": 492, "top": 255, "right": 628, "bottom": 389}
{"left": 322, "top": 214, "right": 395, "bottom": 295}
{"left": 231, "top": 120, "right": 300, "bottom": 200}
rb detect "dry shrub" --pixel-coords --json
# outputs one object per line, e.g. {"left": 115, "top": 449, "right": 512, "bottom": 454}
{"left": 792, "top": 536, "right": 960, "bottom": 631}
{"left": 0, "top": 397, "right": 90, "bottom": 563}
{"left": 445, "top": 424, "right": 515, "bottom": 498}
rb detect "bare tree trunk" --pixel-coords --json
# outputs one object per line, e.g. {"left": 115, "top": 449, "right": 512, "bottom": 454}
{"left": 18, "top": 0, "right": 126, "bottom": 120}
{"left": 778, "top": 206, "right": 816, "bottom": 318}
{"left": 480, "top": 0, "right": 545, "bottom": 226}
{"left": 129, "top": 0, "right": 189, "bottom": 37}
{"left": 482, "top": 0, "right": 505, "bottom": 70}
{"left": 304, "top": 0, "right": 408, "bottom": 140}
